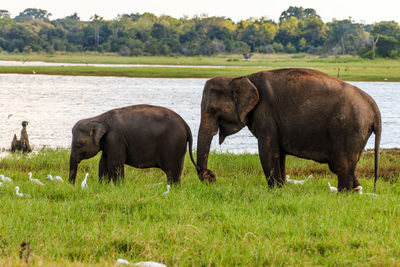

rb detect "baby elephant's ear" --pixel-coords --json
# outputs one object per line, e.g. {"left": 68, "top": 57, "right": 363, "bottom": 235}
{"left": 89, "top": 121, "right": 107, "bottom": 146}
{"left": 230, "top": 76, "right": 259, "bottom": 124}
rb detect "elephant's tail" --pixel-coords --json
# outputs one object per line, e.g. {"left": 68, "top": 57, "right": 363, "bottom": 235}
{"left": 373, "top": 110, "right": 382, "bottom": 192}
{"left": 185, "top": 122, "right": 201, "bottom": 173}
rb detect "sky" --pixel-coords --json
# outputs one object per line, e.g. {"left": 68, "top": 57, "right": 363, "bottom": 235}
{"left": 1, "top": 0, "right": 400, "bottom": 24}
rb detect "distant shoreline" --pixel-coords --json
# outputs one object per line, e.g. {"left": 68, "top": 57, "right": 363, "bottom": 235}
{"left": 0, "top": 53, "right": 399, "bottom": 81}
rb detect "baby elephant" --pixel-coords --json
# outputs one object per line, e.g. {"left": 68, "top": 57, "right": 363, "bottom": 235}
{"left": 69, "top": 105, "right": 199, "bottom": 185}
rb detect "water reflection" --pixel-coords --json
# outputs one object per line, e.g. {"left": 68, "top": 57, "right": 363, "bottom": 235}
{"left": 0, "top": 60, "right": 244, "bottom": 68}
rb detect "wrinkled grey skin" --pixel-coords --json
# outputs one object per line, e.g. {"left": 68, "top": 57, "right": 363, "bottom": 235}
{"left": 69, "top": 104, "right": 199, "bottom": 185}
{"left": 196, "top": 68, "right": 381, "bottom": 191}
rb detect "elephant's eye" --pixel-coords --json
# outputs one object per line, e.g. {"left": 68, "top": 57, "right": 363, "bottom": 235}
{"left": 75, "top": 143, "right": 83, "bottom": 148}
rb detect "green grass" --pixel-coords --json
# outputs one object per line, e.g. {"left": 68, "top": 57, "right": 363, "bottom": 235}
{"left": 0, "top": 52, "right": 400, "bottom": 81}
{"left": 1, "top": 149, "right": 400, "bottom": 266}
{"left": 0, "top": 65, "right": 268, "bottom": 78}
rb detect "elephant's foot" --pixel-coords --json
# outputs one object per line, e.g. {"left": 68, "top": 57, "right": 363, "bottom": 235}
{"left": 337, "top": 179, "right": 361, "bottom": 192}
{"left": 199, "top": 169, "right": 216, "bottom": 183}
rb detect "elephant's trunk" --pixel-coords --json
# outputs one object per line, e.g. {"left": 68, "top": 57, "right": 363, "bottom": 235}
{"left": 69, "top": 154, "right": 80, "bottom": 184}
{"left": 196, "top": 114, "right": 218, "bottom": 183}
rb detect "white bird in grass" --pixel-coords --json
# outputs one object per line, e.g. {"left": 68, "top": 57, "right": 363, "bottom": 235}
{"left": 286, "top": 175, "right": 312, "bottom": 185}
{"left": 134, "top": 261, "right": 167, "bottom": 267}
{"left": 81, "top": 173, "right": 88, "bottom": 190}
{"left": 15, "top": 186, "right": 29, "bottom": 197}
{"left": 47, "top": 174, "right": 64, "bottom": 182}
{"left": 54, "top": 175, "right": 64, "bottom": 182}
{"left": 328, "top": 182, "right": 338, "bottom": 192}
{"left": 0, "top": 174, "right": 12, "bottom": 183}
{"left": 116, "top": 259, "right": 167, "bottom": 267}
{"left": 116, "top": 258, "right": 131, "bottom": 265}
{"left": 162, "top": 184, "right": 170, "bottom": 195}
{"left": 353, "top": 186, "right": 378, "bottom": 197}
{"left": 28, "top": 172, "right": 44, "bottom": 186}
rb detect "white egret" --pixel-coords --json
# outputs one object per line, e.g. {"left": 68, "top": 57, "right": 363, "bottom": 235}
{"left": 0, "top": 174, "right": 12, "bottom": 183}
{"left": 28, "top": 172, "right": 44, "bottom": 186}
{"left": 116, "top": 258, "right": 131, "bottom": 265}
{"left": 116, "top": 258, "right": 167, "bottom": 266}
{"left": 353, "top": 185, "right": 378, "bottom": 197}
{"left": 54, "top": 175, "right": 64, "bottom": 182}
{"left": 162, "top": 184, "right": 170, "bottom": 195}
{"left": 15, "top": 186, "right": 29, "bottom": 197}
{"left": 134, "top": 261, "right": 167, "bottom": 267}
{"left": 81, "top": 173, "right": 88, "bottom": 190}
{"left": 286, "top": 175, "right": 312, "bottom": 185}
{"left": 353, "top": 185, "right": 363, "bottom": 194}
{"left": 47, "top": 174, "right": 64, "bottom": 182}
{"left": 328, "top": 182, "right": 338, "bottom": 192}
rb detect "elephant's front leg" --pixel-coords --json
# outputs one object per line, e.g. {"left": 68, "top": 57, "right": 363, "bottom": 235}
{"left": 102, "top": 135, "right": 127, "bottom": 183}
{"left": 108, "top": 164, "right": 125, "bottom": 183}
{"left": 98, "top": 154, "right": 109, "bottom": 183}
{"left": 105, "top": 148, "right": 126, "bottom": 184}
{"left": 258, "top": 137, "right": 284, "bottom": 187}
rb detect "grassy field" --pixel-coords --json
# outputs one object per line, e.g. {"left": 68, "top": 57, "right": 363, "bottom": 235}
{"left": 0, "top": 52, "right": 400, "bottom": 81}
{"left": 1, "top": 149, "right": 400, "bottom": 266}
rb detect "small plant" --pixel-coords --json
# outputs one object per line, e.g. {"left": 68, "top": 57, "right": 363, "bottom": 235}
{"left": 19, "top": 241, "right": 32, "bottom": 263}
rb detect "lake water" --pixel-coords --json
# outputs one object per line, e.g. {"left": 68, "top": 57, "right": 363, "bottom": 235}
{"left": 0, "top": 60, "right": 248, "bottom": 68}
{"left": 0, "top": 74, "right": 399, "bottom": 154}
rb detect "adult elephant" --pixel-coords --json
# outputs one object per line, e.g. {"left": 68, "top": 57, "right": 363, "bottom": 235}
{"left": 196, "top": 68, "right": 381, "bottom": 191}
{"left": 69, "top": 104, "right": 199, "bottom": 185}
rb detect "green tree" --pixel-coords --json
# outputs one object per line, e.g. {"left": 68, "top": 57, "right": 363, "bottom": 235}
{"left": 275, "top": 17, "right": 300, "bottom": 48}
{"left": 15, "top": 8, "right": 52, "bottom": 22}
{"left": 279, "top": 6, "right": 320, "bottom": 22}
{"left": 236, "top": 18, "right": 277, "bottom": 52}
{"left": 298, "top": 17, "right": 326, "bottom": 49}
{"left": 0, "top": 10, "right": 10, "bottom": 19}
{"left": 371, "top": 21, "right": 400, "bottom": 37}
{"left": 369, "top": 21, "right": 400, "bottom": 58}
{"left": 326, "top": 18, "right": 368, "bottom": 55}
{"left": 90, "top": 14, "right": 103, "bottom": 49}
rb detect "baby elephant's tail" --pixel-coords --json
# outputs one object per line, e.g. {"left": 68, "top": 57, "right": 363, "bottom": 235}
{"left": 185, "top": 122, "right": 201, "bottom": 173}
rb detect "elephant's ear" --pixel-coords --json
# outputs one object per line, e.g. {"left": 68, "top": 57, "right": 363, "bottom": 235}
{"left": 230, "top": 76, "right": 259, "bottom": 124}
{"left": 89, "top": 121, "right": 107, "bottom": 146}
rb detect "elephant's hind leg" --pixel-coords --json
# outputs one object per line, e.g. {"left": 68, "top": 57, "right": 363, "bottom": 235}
{"left": 161, "top": 153, "right": 185, "bottom": 185}
{"left": 329, "top": 151, "right": 361, "bottom": 191}
{"left": 280, "top": 153, "right": 286, "bottom": 180}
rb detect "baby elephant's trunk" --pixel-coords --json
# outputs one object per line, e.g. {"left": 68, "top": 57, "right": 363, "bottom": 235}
{"left": 69, "top": 154, "right": 79, "bottom": 184}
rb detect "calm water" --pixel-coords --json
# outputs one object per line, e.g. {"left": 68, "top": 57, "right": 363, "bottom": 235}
{"left": 0, "top": 60, "right": 246, "bottom": 68}
{"left": 1, "top": 74, "right": 399, "bottom": 153}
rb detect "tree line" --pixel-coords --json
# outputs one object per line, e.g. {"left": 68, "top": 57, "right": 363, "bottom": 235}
{"left": 0, "top": 6, "right": 399, "bottom": 58}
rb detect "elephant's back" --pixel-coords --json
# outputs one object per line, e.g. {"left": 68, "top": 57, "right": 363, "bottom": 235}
{"left": 107, "top": 104, "right": 185, "bottom": 124}
{"left": 253, "top": 68, "right": 377, "bottom": 109}
{"left": 106, "top": 104, "right": 188, "bottom": 140}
